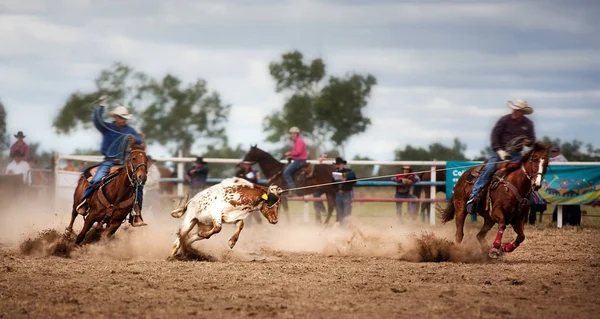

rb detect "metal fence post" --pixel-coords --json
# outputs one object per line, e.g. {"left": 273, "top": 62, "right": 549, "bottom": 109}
{"left": 177, "top": 150, "right": 184, "bottom": 197}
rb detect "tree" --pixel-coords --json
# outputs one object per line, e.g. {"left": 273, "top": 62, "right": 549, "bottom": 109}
{"left": 0, "top": 100, "right": 8, "bottom": 154}
{"left": 201, "top": 143, "right": 247, "bottom": 178}
{"left": 395, "top": 138, "right": 468, "bottom": 162}
{"left": 264, "top": 50, "right": 376, "bottom": 155}
{"left": 53, "top": 62, "right": 230, "bottom": 156}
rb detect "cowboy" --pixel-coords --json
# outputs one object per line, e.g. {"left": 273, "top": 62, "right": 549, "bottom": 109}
{"left": 186, "top": 157, "right": 209, "bottom": 197}
{"left": 10, "top": 131, "right": 30, "bottom": 161}
{"left": 75, "top": 98, "right": 147, "bottom": 227}
{"left": 332, "top": 157, "right": 356, "bottom": 224}
{"left": 466, "top": 99, "right": 536, "bottom": 214}
{"left": 5, "top": 150, "right": 31, "bottom": 184}
{"left": 283, "top": 126, "right": 308, "bottom": 193}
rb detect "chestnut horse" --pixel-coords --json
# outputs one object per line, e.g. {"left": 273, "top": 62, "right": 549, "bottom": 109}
{"left": 440, "top": 142, "right": 549, "bottom": 258}
{"left": 66, "top": 147, "right": 148, "bottom": 245}
{"left": 242, "top": 145, "right": 337, "bottom": 223}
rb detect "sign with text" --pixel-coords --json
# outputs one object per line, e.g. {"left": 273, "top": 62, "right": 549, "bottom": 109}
{"left": 445, "top": 161, "right": 482, "bottom": 200}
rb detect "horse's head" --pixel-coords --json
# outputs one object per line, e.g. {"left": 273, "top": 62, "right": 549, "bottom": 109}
{"left": 521, "top": 142, "right": 550, "bottom": 191}
{"left": 242, "top": 144, "right": 266, "bottom": 164}
{"left": 260, "top": 184, "right": 284, "bottom": 224}
{"left": 127, "top": 146, "right": 148, "bottom": 185}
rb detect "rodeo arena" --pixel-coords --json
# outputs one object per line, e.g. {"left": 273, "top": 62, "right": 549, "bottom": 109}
{"left": 1, "top": 131, "right": 599, "bottom": 319}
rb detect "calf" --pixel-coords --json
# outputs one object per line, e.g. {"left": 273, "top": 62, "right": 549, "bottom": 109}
{"left": 170, "top": 177, "right": 283, "bottom": 258}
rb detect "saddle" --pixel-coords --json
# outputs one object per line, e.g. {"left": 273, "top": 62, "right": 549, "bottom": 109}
{"left": 83, "top": 164, "right": 125, "bottom": 183}
{"left": 466, "top": 161, "right": 520, "bottom": 185}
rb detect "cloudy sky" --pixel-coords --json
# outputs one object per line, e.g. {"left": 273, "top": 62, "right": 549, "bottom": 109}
{"left": 1, "top": 0, "right": 599, "bottom": 161}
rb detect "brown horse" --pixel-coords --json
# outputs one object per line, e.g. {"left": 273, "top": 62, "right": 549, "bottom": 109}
{"left": 66, "top": 146, "right": 148, "bottom": 245}
{"left": 440, "top": 142, "right": 549, "bottom": 258}
{"left": 242, "top": 145, "right": 337, "bottom": 223}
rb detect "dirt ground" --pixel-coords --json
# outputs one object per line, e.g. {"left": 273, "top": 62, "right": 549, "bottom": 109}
{"left": 1, "top": 204, "right": 600, "bottom": 319}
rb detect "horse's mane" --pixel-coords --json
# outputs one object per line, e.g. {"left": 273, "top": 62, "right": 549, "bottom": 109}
{"left": 520, "top": 142, "right": 548, "bottom": 164}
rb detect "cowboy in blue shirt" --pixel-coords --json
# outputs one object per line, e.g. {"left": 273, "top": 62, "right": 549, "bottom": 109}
{"left": 76, "top": 98, "right": 147, "bottom": 227}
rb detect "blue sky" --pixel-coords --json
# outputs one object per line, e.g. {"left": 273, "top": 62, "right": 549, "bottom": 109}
{"left": 1, "top": 0, "right": 599, "bottom": 160}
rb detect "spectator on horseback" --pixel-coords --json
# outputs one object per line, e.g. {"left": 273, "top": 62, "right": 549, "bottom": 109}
{"left": 186, "top": 157, "right": 209, "bottom": 197}
{"left": 466, "top": 99, "right": 536, "bottom": 214}
{"left": 332, "top": 157, "right": 356, "bottom": 225}
{"left": 75, "top": 97, "right": 147, "bottom": 227}
{"left": 392, "top": 165, "right": 420, "bottom": 221}
{"left": 10, "top": 131, "right": 30, "bottom": 161}
{"left": 283, "top": 126, "right": 308, "bottom": 194}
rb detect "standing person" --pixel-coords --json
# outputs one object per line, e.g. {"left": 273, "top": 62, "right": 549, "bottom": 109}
{"left": 185, "top": 157, "right": 209, "bottom": 197}
{"left": 332, "top": 157, "right": 356, "bottom": 225}
{"left": 78, "top": 161, "right": 88, "bottom": 172}
{"left": 75, "top": 98, "right": 147, "bottom": 227}
{"left": 144, "top": 156, "right": 162, "bottom": 218}
{"left": 5, "top": 150, "right": 31, "bottom": 185}
{"left": 466, "top": 99, "right": 536, "bottom": 214}
{"left": 283, "top": 126, "right": 308, "bottom": 194}
{"left": 10, "top": 131, "right": 30, "bottom": 161}
{"left": 391, "top": 165, "right": 420, "bottom": 221}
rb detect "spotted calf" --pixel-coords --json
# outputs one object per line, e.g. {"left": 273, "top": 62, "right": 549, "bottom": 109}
{"left": 170, "top": 178, "right": 283, "bottom": 257}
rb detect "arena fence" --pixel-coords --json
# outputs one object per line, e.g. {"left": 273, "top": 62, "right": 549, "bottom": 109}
{"left": 53, "top": 153, "right": 599, "bottom": 227}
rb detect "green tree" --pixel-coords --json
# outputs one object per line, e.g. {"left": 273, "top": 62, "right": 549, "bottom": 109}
{"left": 53, "top": 62, "right": 231, "bottom": 156}
{"left": 0, "top": 100, "right": 8, "bottom": 153}
{"left": 394, "top": 139, "right": 468, "bottom": 161}
{"left": 264, "top": 50, "right": 376, "bottom": 155}
{"left": 538, "top": 136, "right": 600, "bottom": 162}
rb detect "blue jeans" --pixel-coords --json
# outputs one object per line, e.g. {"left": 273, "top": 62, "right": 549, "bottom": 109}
{"left": 468, "top": 151, "right": 522, "bottom": 202}
{"left": 336, "top": 191, "right": 352, "bottom": 224}
{"left": 395, "top": 192, "right": 418, "bottom": 219}
{"left": 283, "top": 160, "right": 306, "bottom": 189}
{"left": 81, "top": 160, "right": 117, "bottom": 203}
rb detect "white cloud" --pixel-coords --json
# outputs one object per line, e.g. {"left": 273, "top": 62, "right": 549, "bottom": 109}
{"left": 1, "top": 0, "right": 599, "bottom": 163}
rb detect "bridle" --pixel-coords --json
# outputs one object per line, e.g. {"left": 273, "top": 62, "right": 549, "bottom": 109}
{"left": 520, "top": 152, "right": 546, "bottom": 191}
{"left": 126, "top": 149, "right": 148, "bottom": 186}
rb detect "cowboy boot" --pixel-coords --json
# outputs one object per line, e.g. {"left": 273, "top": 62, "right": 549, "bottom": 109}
{"left": 131, "top": 205, "right": 147, "bottom": 227}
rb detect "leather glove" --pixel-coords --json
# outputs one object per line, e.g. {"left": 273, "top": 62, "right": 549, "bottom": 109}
{"left": 496, "top": 149, "right": 510, "bottom": 160}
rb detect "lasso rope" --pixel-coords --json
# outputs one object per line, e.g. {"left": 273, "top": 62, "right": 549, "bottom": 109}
{"left": 283, "top": 159, "right": 512, "bottom": 193}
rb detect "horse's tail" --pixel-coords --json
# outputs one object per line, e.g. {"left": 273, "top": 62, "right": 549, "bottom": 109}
{"left": 170, "top": 194, "right": 190, "bottom": 218}
{"left": 439, "top": 197, "right": 456, "bottom": 223}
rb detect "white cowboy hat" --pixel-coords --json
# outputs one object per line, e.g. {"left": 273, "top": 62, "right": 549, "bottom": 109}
{"left": 507, "top": 100, "right": 533, "bottom": 115}
{"left": 109, "top": 105, "right": 132, "bottom": 120}
{"left": 289, "top": 126, "right": 300, "bottom": 133}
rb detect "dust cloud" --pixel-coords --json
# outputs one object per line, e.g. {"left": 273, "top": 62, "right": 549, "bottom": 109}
{"left": 2, "top": 195, "right": 488, "bottom": 263}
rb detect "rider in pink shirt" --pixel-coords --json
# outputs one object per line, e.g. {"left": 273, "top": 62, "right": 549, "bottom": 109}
{"left": 284, "top": 126, "right": 308, "bottom": 191}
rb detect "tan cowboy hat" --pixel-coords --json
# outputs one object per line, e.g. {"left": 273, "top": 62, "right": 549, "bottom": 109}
{"left": 507, "top": 100, "right": 533, "bottom": 115}
{"left": 289, "top": 126, "right": 300, "bottom": 134}
{"left": 109, "top": 105, "right": 132, "bottom": 120}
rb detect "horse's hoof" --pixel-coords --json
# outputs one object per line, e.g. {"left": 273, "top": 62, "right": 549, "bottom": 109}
{"left": 488, "top": 247, "right": 502, "bottom": 259}
{"left": 228, "top": 240, "right": 236, "bottom": 249}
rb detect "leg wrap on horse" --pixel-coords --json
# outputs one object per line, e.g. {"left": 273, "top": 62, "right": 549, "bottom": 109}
{"left": 492, "top": 226, "right": 506, "bottom": 248}
{"left": 501, "top": 241, "right": 520, "bottom": 252}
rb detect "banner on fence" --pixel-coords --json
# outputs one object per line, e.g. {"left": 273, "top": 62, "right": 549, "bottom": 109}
{"left": 445, "top": 162, "right": 600, "bottom": 205}
{"left": 534, "top": 165, "right": 600, "bottom": 205}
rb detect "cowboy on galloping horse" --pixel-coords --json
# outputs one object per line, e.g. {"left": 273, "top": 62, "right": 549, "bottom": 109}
{"left": 75, "top": 97, "right": 148, "bottom": 227}
{"left": 466, "top": 99, "right": 536, "bottom": 214}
